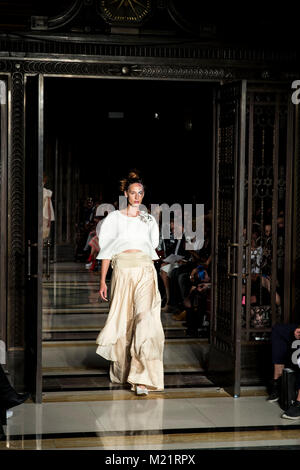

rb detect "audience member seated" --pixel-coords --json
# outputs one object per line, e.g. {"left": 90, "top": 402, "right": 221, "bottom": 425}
{"left": 75, "top": 197, "right": 97, "bottom": 261}
{"left": 170, "top": 221, "right": 212, "bottom": 323}
{"left": 268, "top": 323, "right": 300, "bottom": 420}
{"left": 85, "top": 233, "right": 100, "bottom": 271}
{"left": 85, "top": 209, "right": 107, "bottom": 272}
{"left": 181, "top": 265, "right": 211, "bottom": 337}
{"left": 160, "top": 219, "right": 189, "bottom": 312}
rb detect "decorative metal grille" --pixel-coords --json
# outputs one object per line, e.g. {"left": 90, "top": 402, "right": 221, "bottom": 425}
{"left": 213, "top": 86, "right": 238, "bottom": 350}
{"left": 7, "top": 72, "right": 26, "bottom": 349}
{"left": 243, "top": 87, "right": 290, "bottom": 342}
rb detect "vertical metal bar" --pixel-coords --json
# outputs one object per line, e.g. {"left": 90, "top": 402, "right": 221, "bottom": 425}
{"left": 46, "top": 240, "right": 51, "bottom": 279}
{"left": 54, "top": 137, "right": 58, "bottom": 262}
{"left": 233, "top": 79, "right": 247, "bottom": 397}
{"left": 66, "top": 144, "right": 71, "bottom": 243}
{"left": 291, "top": 99, "right": 300, "bottom": 321}
{"left": 232, "top": 88, "right": 239, "bottom": 343}
{"left": 246, "top": 90, "right": 254, "bottom": 342}
{"left": 271, "top": 95, "right": 279, "bottom": 325}
{"left": 5, "top": 74, "right": 12, "bottom": 356}
{"left": 211, "top": 87, "right": 219, "bottom": 340}
{"left": 58, "top": 142, "right": 63, "bottom": 245}
{"left": 27, "top": 240, "right": 31, "bottom": 279}
{"left": 35, "top": 74, "right": 44, "bottom": 403}
{"left": 0, "top": 80, "right": 8, "bottom": 349}
{"left": 284, "top": 97, "right": 294, "bottom": 323}
{"left": 227, "top": 241, "right": 231, "bottom": 276}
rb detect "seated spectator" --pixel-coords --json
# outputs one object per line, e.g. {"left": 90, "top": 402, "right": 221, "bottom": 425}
{"left": 268, "top": 323, "right": 300, "bottom": 420}
{"left": 86, "top": 210, "right": 109, "bottom": 272}
{"left": 171, "top": 221, "right": 212, "bottom": 320}
{"left": 75, "top": 197, "right": 97, "bottom": 261}
{"left": 180, "top": 265, "right": 211, "bottom": 337}
{"left": 250, "top": 229, "right": 263, "bottom": 274}
{"left": 85, "top": 233, "right": 100, "bottom": 271}
{"left": 84, "top": 220, "right": 99, "bottom": 271}
{"left": 160, "top": 219, "right": 189, "bottom": 311}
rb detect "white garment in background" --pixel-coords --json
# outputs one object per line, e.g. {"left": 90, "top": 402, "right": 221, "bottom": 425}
{"left": 43, "top": 187, "right": 55, "bottom": 239}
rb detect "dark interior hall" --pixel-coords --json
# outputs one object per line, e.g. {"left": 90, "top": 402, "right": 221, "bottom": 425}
{"left": 44, "top": 77, "right": 213, "bottom": 239}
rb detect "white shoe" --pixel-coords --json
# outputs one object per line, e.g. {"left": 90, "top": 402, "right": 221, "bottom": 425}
{"left": 136, "top": 386, "right": 148, "bottom": 396}
{"left": 85, "top": 262, "right": 92, "bottom": 269}
{"left": 6, "top": 410, "right": 13, "bottom": 419}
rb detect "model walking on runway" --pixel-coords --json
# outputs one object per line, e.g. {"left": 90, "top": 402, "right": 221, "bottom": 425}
{"left": 96, "top": 170, "right": 165, "bottom": 395}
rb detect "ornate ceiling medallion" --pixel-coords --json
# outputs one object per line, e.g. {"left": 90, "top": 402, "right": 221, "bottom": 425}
{"left": 98, "top": 0, "right": 152, "bottom": 26}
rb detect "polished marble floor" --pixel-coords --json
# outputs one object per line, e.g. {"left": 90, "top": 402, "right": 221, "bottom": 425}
{"left": 2, "top": 262, "right": 300, "bottom": 451}
{"left": 1, "top": 388, "right": 300, "bottom": 450}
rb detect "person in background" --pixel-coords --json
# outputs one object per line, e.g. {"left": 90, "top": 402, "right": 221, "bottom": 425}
{"left": 160, "top": 219, "right": 188, "bottom": 312}
{"left": 268, "top": 323, "right": 300, "bottom": 420}
{"left": 0, "top": 365, "right": 30, "bottom": 426}
{"left": 42, "top": 174, "right": 55, "bottom": 241}
{"left": 85, "top": 209, "right": 108, "bottom": 272}
{"left": 171, "top": 219, "right": 212, "bottom": 321}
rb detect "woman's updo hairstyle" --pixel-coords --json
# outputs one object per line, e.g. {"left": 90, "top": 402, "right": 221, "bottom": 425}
{"left": 120, "top": 169, "right": 145, "bottom": 193}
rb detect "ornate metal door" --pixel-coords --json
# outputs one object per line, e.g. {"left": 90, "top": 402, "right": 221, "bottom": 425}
{"left": 239, "top": 85, "right": 294, "bottom": 383}
{"left": 209, "top": 80, "right": 247, "bottom": 397}
{"left": 0, "top": 79, "right": 8, "bottom": 355}
{"left": 24, "top": 75, "right": 44, "bottom": 403}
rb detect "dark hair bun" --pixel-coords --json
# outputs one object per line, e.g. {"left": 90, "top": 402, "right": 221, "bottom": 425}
{"left": 128, "top": 170, "right": 140, "bottom": 180}
{"left": 120, "top": 169, "right": 145, "bottom": 192}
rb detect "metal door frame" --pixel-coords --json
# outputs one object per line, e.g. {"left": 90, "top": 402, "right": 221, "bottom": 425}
{"left": 210, "top": 80, "right": 247, "bottom": 397}
{"left": 3, "top": 68, "right": 297, "bottom": 399}
{"left": 24, "top": 73, "right": 44, "bottom": 403}
{"left": 0, "top": 78, "right": 8, "bottom": 357}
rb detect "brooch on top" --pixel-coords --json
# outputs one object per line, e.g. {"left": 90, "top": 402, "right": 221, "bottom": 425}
{"left": 139, "top": 211, "right": 152, "bottom": 223}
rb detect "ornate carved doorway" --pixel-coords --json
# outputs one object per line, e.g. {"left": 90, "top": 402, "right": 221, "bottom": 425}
{"left": 2, "top": 70, "right": 296, "bottom": 403}
{"left": 40, "top": 76, "right": 214, "bottom": 400}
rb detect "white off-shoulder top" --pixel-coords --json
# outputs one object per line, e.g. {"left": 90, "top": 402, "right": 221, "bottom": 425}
{"left": 96, "top": 210, "right": 160, "bottom": 260}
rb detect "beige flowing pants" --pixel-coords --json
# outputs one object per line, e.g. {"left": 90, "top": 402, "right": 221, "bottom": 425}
{"left": 96, "top": 252, "right": 165, "bottom": 391}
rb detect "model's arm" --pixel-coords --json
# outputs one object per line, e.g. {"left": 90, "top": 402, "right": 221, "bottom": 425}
{"left": 99, "top": 259, "right": 110, "bottom": 301}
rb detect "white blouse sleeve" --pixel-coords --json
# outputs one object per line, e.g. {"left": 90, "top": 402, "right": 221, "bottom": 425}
{"left": 149, "top": 215, "right": 160, "bottom": 250}
{"left": 97, "top": 211, "right": 117, "bottom": 260}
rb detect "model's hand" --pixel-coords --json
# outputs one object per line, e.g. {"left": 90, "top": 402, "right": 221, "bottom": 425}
{"left": 294, "top": 328, "right": 300, "bottom": 340}
{"left": 99, "top": 282, "right": 108, "bottom": 301}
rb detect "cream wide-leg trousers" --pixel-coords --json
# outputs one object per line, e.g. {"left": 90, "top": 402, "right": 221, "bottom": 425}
{"left": 96, "top": 252, "right": 165, "bottom": 391}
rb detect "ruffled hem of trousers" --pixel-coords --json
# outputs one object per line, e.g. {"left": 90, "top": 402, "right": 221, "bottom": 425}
{"left": 96, "top": 336, "right": 165, "bottom": 391}
{"left": 95, "top": 251, "right": 165, "bottom": 391}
